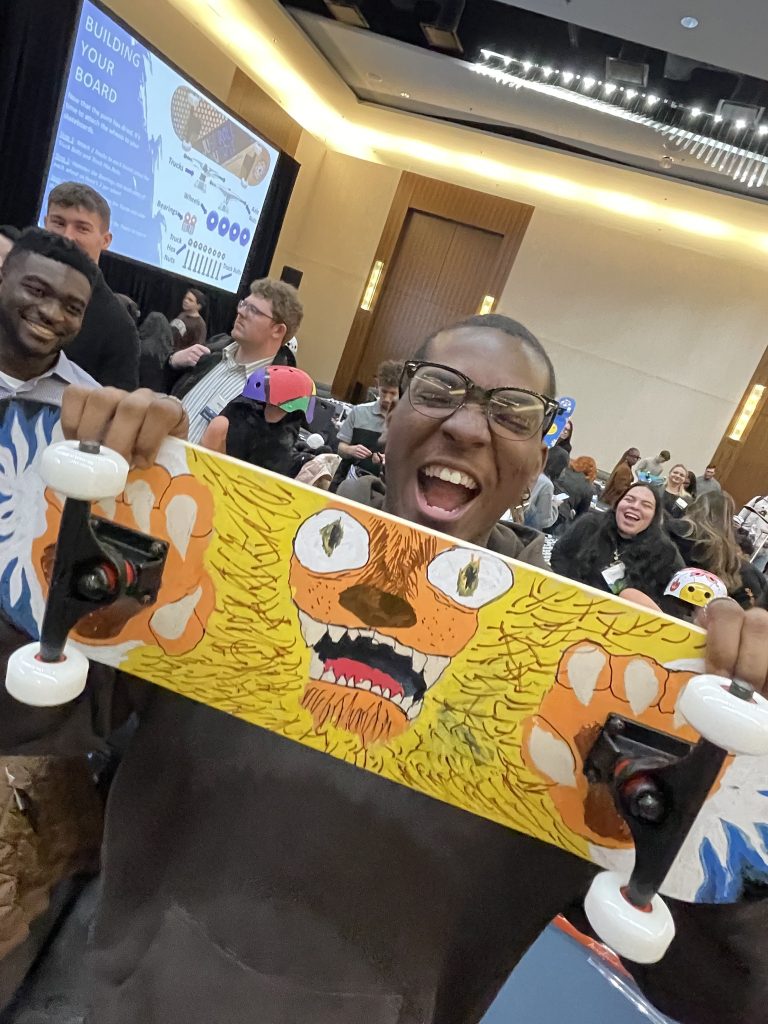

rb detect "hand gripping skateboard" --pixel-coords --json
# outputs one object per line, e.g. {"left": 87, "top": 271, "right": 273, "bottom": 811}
{"left": 3, "top": 401, "right": 768, "bottom": 965}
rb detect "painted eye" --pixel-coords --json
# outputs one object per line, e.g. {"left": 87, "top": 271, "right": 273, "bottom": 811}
{"left": 427, "top": 548, "right": 513, "bottom": 608}
{"left": 293, "top": 509, "right": 369, "bottom": 574}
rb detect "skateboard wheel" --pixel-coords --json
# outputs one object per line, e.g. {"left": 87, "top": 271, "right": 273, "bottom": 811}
{"left": 6, "top": 642, "right": 88, "bottom": 707}
{"left": 40, "top": 441, "right": 129, "bottom": 501}
{"left": 584, "top": 871, "right": 675, "bottom": 964}
{"left": 678, "top": 674, "right": 768, "bottom": 755}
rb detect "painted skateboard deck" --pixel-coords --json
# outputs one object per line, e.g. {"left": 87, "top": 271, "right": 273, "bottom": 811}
{"left": 170, "top": 86, "right": 271, "bottom": 185}
{"left": 2, "top": 398, "right": 767, "bottom": 906}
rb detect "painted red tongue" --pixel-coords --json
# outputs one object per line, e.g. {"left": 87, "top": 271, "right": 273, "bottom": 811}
{"left": 325, "top": 658, "right": 405, "bottom": 698}
{"left": 421, "top": 474, "right": 472, "bottom": 512}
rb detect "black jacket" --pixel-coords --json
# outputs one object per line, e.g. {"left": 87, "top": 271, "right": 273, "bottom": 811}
{"left": 66, "top": 272, "right": 140, "bottom": 390}
{"left": 0, "top": 482, "right": 766, "bottom": 1023}
{"left": 551, "top": 512, "right": 684, "bottom": 611}
{"left": 167, "top": 342, "right": 295, "bottom": 399}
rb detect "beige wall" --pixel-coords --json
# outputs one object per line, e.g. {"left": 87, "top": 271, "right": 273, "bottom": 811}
{"left": 105, "top": 0, "right": 235, "bottom": 100}
{"left": 498, "top": 207, "right": 768, "bottom": 472}
{"left": 269, "top": 145, "right": 400, "bottom": 385}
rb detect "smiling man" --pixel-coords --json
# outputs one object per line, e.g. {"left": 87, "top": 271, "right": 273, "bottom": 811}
{"left": 2, "top": 316, "right": 768, "bottom": 1024}
{"left": 0, "top": 227, "right": 99, "bottom": 401}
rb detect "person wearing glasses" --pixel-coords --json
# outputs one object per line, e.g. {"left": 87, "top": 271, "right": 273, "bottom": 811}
{"left": 2, "top": 315, "right": 768, "bottom": 1024}
{"left": 167, "top": 278, "right": 302, "bottom": 444}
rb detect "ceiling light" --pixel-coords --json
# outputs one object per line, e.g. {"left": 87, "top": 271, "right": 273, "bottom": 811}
{"left": 646, "top": 94, "right": 658, "bottom": 106}
{"left": 541, "top": 66, "right": 553, "bottom": 77}
{"left": 604, "top": 83, "right": 616, "bottom": 95}
{"left": 625, "top": 89, "right": 637, "bottom": 100}
{"left": 690, "top": 106, "right": 701, "bottom": 116}
{"left": 561, "top": 71, "right": 574, "bottom": 84}
{"left": 713, "top": 114, "right": 723, "bottom": 122}
{"left": 400, "top": 91, "right": 410, "bottom": 98}
{"left": 522, "top": 61, "right": 532, "bottom": 72}
{"left": 735, "top": 119, "right": 747, "bottom": 130}
{"left": 323, "top": 0, "right": 369, "bottom": 28}
{"left": 583, "top": 76, "right": 596, "bottom": 89}
{"left": 760, "top": 125, "right": 768, "bottom": 135}
{"left": 680, "top": 16, "right": 699, "bottom": 29}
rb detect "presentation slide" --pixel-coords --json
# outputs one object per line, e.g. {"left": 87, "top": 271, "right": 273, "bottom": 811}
{"left": 39, "top": 0, "right": 279, "bottom": 293}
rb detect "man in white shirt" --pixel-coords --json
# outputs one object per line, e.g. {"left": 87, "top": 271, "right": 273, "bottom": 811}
{"left": 169, "top": 278, "right": 304, "bottom": 445}
{"left": 0, "top": 227, "right": 99, "bottom": 403}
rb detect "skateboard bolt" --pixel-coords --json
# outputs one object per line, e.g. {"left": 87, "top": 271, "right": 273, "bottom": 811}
{"left": 633, "top": 791, "right": 665, "bottom": 822}
{"left": 607, "top": 718, "right": 625, "bottom": 735}
{"left": 78, "top": 441, "right": 101, "bottom": 455}
{"left": 78, "top": 568, "right": 111, "bottom": 598}
{"left": 729, "top": 679, "right": 754, "bottom": 701}
{"left": 149, "top": 542, "right": 166, "bottom": 558}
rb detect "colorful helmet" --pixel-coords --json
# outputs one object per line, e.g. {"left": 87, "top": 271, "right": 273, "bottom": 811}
{"left": 664, "top": 568, "right": 728, "bottom": 608}
{"left": 242, "top": 365, "right": 316, "bottom": 421}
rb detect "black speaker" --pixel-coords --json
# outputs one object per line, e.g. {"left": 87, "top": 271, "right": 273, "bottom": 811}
{"left": 280, "top": 266, "right": 303, "bottom": 289}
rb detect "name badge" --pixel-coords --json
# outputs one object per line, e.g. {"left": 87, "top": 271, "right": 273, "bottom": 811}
{"left": 602, "top": 561, "right": 626, "bottom": 595}
{"left": 676, "top": 497, "right": 688, "bottom": 510}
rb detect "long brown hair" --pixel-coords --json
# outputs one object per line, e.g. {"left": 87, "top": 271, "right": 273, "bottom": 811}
{"left": 679, "top": 491, "right": 742, "bottom": 590}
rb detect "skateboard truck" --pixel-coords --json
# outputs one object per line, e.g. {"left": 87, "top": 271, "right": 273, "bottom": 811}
{"left": 583, "top": 677, "right": 768, "bottom": 964}
{"left": 5, "top": 441, "right": 168, "bottom": 708}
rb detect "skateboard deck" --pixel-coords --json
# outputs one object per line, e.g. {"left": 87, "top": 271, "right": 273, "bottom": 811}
{"left": 170, "top": 86, "right": 272, "bottom": 186}
{"left": 2, "top": 398, "right": 768, "bottom": 907}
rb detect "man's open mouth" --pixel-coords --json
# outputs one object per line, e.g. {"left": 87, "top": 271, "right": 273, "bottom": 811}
{"left": 298, "top": 611, "right": 449, "bottom": 721}
{"left": 417, "top": 463, "right": 480, "bottom": 514}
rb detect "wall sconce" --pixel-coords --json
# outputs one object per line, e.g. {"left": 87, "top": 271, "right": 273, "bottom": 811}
{"left": 360, "top": 260, "right": 385, "bottom": 311}
{"left": 478, "top": 294, "right": 495, "bottom": 315}
{"left": 729, "top": 383, "right": 765, "bottom": 441}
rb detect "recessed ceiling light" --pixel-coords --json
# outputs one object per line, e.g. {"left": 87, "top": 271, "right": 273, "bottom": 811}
{"left": 400, "top": 91, "right": 410, "bottom": 98}
{"left": 680, "top": 16, "right": 699, "bottom": 28}
{"left": 583, "top": 76, "right": 596, "bottom": 89}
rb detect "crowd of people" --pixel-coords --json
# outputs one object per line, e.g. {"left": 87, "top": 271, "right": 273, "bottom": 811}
{"left": 0, "top": 179, "right": 767, "bottom": 1024}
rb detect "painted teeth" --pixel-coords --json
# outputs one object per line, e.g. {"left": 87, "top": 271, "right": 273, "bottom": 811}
{"left": 412, "top": 650, "right": 427, "bottom": 674}
{"left": 328, "top": 624, "right": 345, "bottom": 643}
{"left": 298, "top": 610, "right": 326, "bottom": 647}
{"left": 407, "top": 701, "right": 423, "bottom": 721}
{"left": 423, "top": 464, "right": 478, "bottom": 491}
{"left": 423, "top": 654, "right": 449, "bottom": 688}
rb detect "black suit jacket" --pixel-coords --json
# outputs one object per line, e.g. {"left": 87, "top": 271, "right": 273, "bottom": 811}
{"left": 67, "top": 271, "right": 140, "bottom": 390}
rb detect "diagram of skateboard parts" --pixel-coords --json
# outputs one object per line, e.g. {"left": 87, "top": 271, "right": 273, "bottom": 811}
{"left": 171, "top": 86, "right": 271, "bottom": 186}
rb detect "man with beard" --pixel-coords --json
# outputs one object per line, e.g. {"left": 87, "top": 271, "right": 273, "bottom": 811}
{"left": 1, "top": 316, "right": 767, "bottom": 1024}
{"left": 170, "top": 278, "right": 303, "bottom": 443}
{"left": 0, "top": 227, "right": 98, "bottom": 400}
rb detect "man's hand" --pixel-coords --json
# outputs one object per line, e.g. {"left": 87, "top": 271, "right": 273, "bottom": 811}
{"left": 701, "top": 599, "right": 768, "bottom": 695}
{"left": 170, "top": 344, "right": 209, "bottom": 369}
{"left": 61, "top": 387, "right": 189, "bottom": 469}
{"left": 338, "top": 442, "right": 372, "bottom": 461}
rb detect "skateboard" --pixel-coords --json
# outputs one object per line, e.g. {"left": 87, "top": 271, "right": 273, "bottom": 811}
{"left": 170, "top": 86, "right": 272, "bottom": 186}
{"left": 2, "top": 397, "right": 768, "bottom": 965}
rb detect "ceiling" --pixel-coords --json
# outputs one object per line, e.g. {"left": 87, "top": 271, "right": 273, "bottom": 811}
{"left": 282, "top": 0, "right": 768, "bottom": 202}
{"left": 500, "top": 1, "right": 768, "bottom": 82}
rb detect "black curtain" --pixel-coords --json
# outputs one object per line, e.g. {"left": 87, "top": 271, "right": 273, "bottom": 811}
{"left": 0, "top": 0, "right": 300, "bottom": 338}
{"left": 0, "top": 0, "right": 80, "bottom": 227}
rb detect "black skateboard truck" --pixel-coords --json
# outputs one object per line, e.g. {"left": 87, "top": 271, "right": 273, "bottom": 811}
{"left": 582, "top": 677, "right": 768, "bottom": 963}
{"left": 6, "top": 441, "right": 168, "bottom": 707}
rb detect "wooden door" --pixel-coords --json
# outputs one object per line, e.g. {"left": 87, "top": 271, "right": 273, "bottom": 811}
{"left": 333, "top": 173, "right": 533, "bottom": 400}
{"left": 352, "top": 211, "right": 503, "bottom": 395}
{"left": 711, "top": 349, "right": 768, "bottom": 506}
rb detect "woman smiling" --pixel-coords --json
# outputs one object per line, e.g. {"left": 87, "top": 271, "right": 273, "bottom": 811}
{"left": 550, "top": 483, "right": 684, "bottom": 607}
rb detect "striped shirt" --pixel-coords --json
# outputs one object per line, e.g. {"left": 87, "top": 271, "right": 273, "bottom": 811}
{"left": 182, "top": 343, "right": 272, "bottom": 444}
{"left": 0, "top": 352, "right": 97, "bottom": 406}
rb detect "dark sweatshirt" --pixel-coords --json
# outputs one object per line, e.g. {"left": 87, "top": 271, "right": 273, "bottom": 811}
{"left": 0, "top": 481, "right": 766, "bottom": 1023}
{"left": 66, "top": 271, "right": 140, "bottom": 391}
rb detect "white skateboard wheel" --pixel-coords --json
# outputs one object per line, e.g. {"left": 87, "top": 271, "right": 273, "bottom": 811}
{"left": 584, "top": 870, "right": 675, "bottom": 964}
{"left": 40, "top": 441, "right": 129, "bottom": 501}
{"left": 679, "top": 674, "right": 768, "bottom": 756}
{"left": 6, "top": 642, "right": 88, "bottom": 707}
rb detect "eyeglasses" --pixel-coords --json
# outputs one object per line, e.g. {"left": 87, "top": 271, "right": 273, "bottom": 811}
{"left": 400, "top": 360, "right": 561, "bottom": 441}
{"left": 237, "top": 299, "right": 280, "bottom": 324}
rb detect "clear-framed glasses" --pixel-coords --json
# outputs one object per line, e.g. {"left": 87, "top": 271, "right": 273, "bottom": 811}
{"left": 237, "top": 299, "right": 278, "bottom": 323}
{"left": 400, "top": 360, "right": 561, "bottom": 441}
